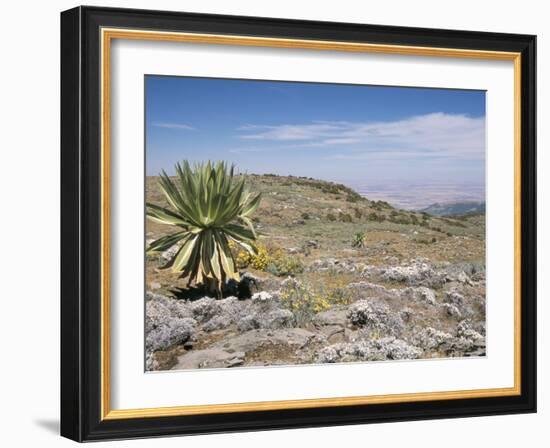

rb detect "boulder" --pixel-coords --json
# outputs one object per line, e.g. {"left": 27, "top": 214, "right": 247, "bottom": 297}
{"left": 313, "top": 308, "right": 348, "bottom": 327}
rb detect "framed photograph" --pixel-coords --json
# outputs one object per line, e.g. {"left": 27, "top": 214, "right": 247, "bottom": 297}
{"left": 60, "top": 6, "right": 536, "bottom": 442}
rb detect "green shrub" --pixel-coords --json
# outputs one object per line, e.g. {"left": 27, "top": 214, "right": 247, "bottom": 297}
{"left": 339, "top": 212, "right": 353, "bottom": 223}
{"left": 351, "top": 232, "right": 366, "bottom": 248}
{"left": 266, "top": 254, "right": 304, "bottom": 277}
{"left": 346, "top": 193, "right": 361, "bottom": 203}
{"left": 326, "top": 213, "right": 336, "bottom": 222}
{"left": 301, "top": 212, "right": 310, "bottom": 220}
{"left": 367, "top": 212, "right": 384, "bottom": 222}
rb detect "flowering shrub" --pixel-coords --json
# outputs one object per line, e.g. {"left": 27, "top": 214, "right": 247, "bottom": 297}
{"left": 279, "top": 278, "right": 352, "bottom": 324}
{"left": 236, "top": 244, "right": 271, "bottom": 270}
{"left": 236, "top": 244, "right": 304, "bottom": 276}
{"left": 280, "top": 279, "right": 330, "bottom": 324}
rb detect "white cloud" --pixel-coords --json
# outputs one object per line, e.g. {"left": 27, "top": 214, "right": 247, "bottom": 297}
{"left": 236, "top": 113, "right": 485, "bottom": 161}
{"left": 153, "top": 122, "right": 195, "bottom": 130}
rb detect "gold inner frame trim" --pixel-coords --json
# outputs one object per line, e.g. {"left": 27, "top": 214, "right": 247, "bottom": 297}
{"left": 100, "top": 27, "right": 522, "bottom": 421}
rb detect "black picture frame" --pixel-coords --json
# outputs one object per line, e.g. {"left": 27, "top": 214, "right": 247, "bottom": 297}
{"left": 61, "top": 5, "right": 536, "bottom": 442}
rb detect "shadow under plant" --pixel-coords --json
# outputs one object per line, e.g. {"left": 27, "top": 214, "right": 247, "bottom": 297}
{"left": 145, "top": 164, "right": 486, "bottom": 371}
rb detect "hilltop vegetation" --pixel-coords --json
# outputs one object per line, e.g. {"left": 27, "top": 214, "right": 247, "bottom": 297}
{"left": 145, "top": 174, "right": 486, "bottom": 370}
{"left": 418, "top": 201, "right": 485, "bottom": 217}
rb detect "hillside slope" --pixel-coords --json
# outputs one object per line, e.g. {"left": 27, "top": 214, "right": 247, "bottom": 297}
{"left": 145, "top": 174, "right": 486, "bottom": 370}
{"left": 418, "top": 201, "right": 485, "bottom": 217}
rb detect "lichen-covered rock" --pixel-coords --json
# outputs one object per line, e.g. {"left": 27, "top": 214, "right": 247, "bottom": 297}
{"left": 237, "top": 308, "right": 294, "bottom": 331}
{"left": 412, "top": 323, "right": 485, "bottom": 357}
{"left": 443, "top": 262, "right": 484, "bottom": 283}
{"left": 190, "top": 297, "right": 223, "bottom": 323}
{"left": 456, "top": 319, "right": 485, "bottom": 342}
{"left": 347, "top": 300, "right": 403, "bottom": 335}
{"left": 316, "top": 337, "right": 421, "bottom": 363}
{"left": 146, "top": 292, "right": 193, "bottom": 319}
{"left": 145, "top": 293, "right": 196, "bottom": 353}
{"left": 413, "top": 327, "right": 454, "bottom": 351}
{"left": 145, "top": 315, "right": 196, "bottom": 352}
{"left": 379, "top": 260, "right": 444, "bottom": 287}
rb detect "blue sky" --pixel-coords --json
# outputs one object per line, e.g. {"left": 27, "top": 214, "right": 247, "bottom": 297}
{"left": 145, "top": 76, "right": 485, "bottom": 186}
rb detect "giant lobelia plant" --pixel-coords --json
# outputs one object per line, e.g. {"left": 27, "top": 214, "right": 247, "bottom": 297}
{"left": 146, "top": 161, "right": 261, "bottom": 297}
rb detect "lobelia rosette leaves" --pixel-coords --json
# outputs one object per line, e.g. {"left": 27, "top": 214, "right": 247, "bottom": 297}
{"left": 146, "top": 161, "right": 261, "bottom": 297}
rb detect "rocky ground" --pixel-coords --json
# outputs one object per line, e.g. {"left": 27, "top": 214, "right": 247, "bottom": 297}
{"left": 146, "top": 258, "right": 485, "bottom": 371}
{"left": 145, "top": 174, "right": 486, "bottom": 371}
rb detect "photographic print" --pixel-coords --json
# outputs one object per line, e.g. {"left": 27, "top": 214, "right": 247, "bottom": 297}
{"left": 61, "top": 9, "right": 536, "bottom": 440}
{"left": 144, "top": 76, "right": 487, "bottom": 372}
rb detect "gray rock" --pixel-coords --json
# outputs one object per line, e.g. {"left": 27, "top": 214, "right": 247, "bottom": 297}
{"left": 212, "top": 328, "right": 316, "bottom": 354}
{"left": 237, "top": 308, "right": 294, "bottom": 331}
{"left": 172, "top": 348, "right": 246, "bottom": 370}
{"left": 313, "top": 308, "right": 348, "bottom": 327}
{"left": 347, "top": 281, "right": 396, "bottom": 299}
{"left": 317, "top": 325, "right": 346, "bottom": 343}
